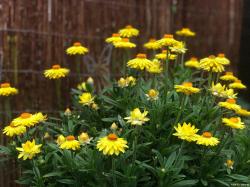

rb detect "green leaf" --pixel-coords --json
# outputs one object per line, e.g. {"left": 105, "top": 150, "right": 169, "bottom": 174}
{"left": 43, "top": 171, "right": 64, "bottom": 178}
{"left": 0, "top": 145, "right": 11, "bottom": 155}
{"left": 57, "top": 179, "right": 75, "bottom": 184}
{"left": 172, "top": 179, "right": 199, "bottom": 187}
{"left": 165, "top": 151, "right": 176, "bottom": 169}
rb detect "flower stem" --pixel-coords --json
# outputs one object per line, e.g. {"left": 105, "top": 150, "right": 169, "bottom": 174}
{"left": 112, "top": 157, "right": 117, "bottom": 187}
{"left": 4, "top": 97, "right": 11, "bottom": 122}
{"left": 133, "top": 127, "right": 139, "bottom": 164}
{"left": 55, "top": 79, "right": 61, "bottom": 109}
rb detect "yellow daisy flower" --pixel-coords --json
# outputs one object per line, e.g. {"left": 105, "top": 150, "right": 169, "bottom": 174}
{"left": 12, "top": 112, "right": 47, "bottom": 127}
{"left": 143, "top": 38, "right": 161, "bottom": 50}
{"left": 3, "top": 123, "right": 26, "bottom": 137}
{"left": 113, "top": 38, "right": 136, "bottom": 48}
{"left": 185, "top": 57, "right": 200, "bottom": 69}
{"left": 145, "top": 89, "right": 159, "bottom": 101}
{"left": 196, "top": 132, "right": 219, "bottom": 146}
{"left": 173, "top": 122, "right": 199, "bottom": 142}
{"left": 127, "top": 53, "right": 153, "bottom": 70}
{"left": 229, "top": 80, "right": 247, "bottom": 90}
{"left": 44, "top": 64, "right": 69, "bottom": 79}
{"left": 146, "top": 59, "right": 163, "bottom": 74}
{"left": 126, "top": 76, "right": 136, "bottom": 86}
{"left": 199, "top": 55, "right": 225, "bottom": 73}
{"left": 0, "top": 83, "right": 18, "bottom": 96}
{"left": 16, "top": 139, "right": 42, "bottom": 160}
{"left": 66, "top": 42, "right": 89, "bottom": 55}
{"left": 210, "top": 82, "right": 237, "bottom": 99}
{"left": 155, "top": 50, "right": 176, "bottom": 60}
{"left": 78, "top": 132, "right": 92, "bottom": 144}
{"left": 60, "top": 135, "right": 80, "bottom": 150}
{"left": 215, "top": 53, "right": 230, "bottom": 66}
{"left": 118, "top": 25, "right": 139, "bottom": 38}
{"left": 222, "top": 117, "right": 245, "bottom": 129}
{"left": 117, "top": 78, "right": 128, "bottom": 88}
{"left": 79, "top": 92, "right": 95, "bottom": 106}
{"left": 225, "top": 159, "right": 234, "bottom": 169}
{"left": 157, "top": 34, "right": 178, "bottom": 47}
{"left": 105, "top": 33, "right": 122, "bottom": 44}
{"left": 220, "top": 72, "right": 238, "bottom": 82}
{"left": 235, "top": 108, "right": 250, "bottom": 117}
{"left": 170, "top": 41, "right": 187, "bottom": 54}
{"left": 218, "top": 98, "right": 241, "bottom": 111}
{"left": 56, "top": 135, "right": 66, "bottom": 145}
{"left": 96, "top": 133, "right": 128, "bottom": 156}
{"left": 174, "top": 82, "right": 200, "bottom": 95}
{"left": 176, "top": 28, "right": 195, "bottom": 37}
{"left": 124, "top": 108, "right": 150, "bottom": 126}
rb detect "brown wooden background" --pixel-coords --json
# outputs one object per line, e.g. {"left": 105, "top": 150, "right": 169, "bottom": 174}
{"left": 0, "top": 0, "right": 244, "bottom": 186}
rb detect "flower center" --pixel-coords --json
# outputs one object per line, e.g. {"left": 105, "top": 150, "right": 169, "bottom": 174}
{"left": 182, "top": 82, "right": 193, "bottom": 87}
{"left": 108, "top": 133, "right": 118, "bottom": 141}
{"left": 73, "top": 42, "right": 81, "bottom": 46}
{"left": 126, "top": 25, "right": 132, "bottom": 29}
{"left": 226, "top": 98, "right": 236, "bottom": 104}
{"left": 0, "top": 83, "right": 10, "bottom": 88}
{"left": 52, "top": 64, "right": 61, "bottom": 69}
{"left": 112, "top": 33, "right": 120, "bottom": 37}
{"left": 209, "top": 55, "right": 215, "bottom": 59}
{"left": 230, "top": 117, "right": 239, "bottom": 123}
{"left": 66, "top": 135, "right": 75, "bottom": 141}
{"left": 10, "top": 123, "right": 15, "bottom": 127}
{"left": 162, "top": 50, "right": 167, "bottom": 54}
{"left": 191, "top": 57, "right": 197, "bottom": 61}
{"left": 218, "top": 53, "right": 225, "bottom": 57}
{"left": 225, "top": 72, "right": 233, "bottom": 75}
{"left": 136, "top": 53, "right": 147, "bottom": 59}
{"left": 149, "top": 38, "right": 156, "bottom": 42}
{"left": 122, "top": 38, "right": 129, "bottom": 42}
{"left": 202, "top": 132, "right": 212, "bottom": 138}
{"left": 148, "top": 89, "right": 157, "bottom": 97}
{"left": 20, "top": 113, "right": 32, "bottom": 119}
{"left": 164, "top": 34, "right": 173, "bottom": 38}
{"left": 235, "top": 80, "right": 241, "bottom": 83}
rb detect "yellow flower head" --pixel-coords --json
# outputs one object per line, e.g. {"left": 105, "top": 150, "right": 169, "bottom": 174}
{"left": 170, "top": 41, "right": 187, "bottom": 54}
{"left": 113, "top": 38, "right": 136, "bottom": 48}
{"left": 64, "top": 108, "right": 72, "bottom": 116}
{"left": 155, "top": 50, "right": 177, "bottom": 61}
{"left": 124, "top": 108, "right": 150, "bottom": 126}
{"left": 79, "top": 92, "right": 94, "bottom": 106}
{"left": 229, "top": 80, "right": 247, "bottom": 90}
{"left": 16, "top": 139, "right": 42, "bottom": 160}
{"left": 110, "top": 122, "right": 118, "bottom": 130}
{"left": 145, "top": 59, "right": 162, "bottom": 74}
{"left": 12, "top": 112, "right": 47, "bottom": 127}
{"left": 220, "top": 72, "right": 238, "bottom": 82}
{"left": 185, "top": 57, "right": 200, "bottom": 69}
{"left": 0, "top": 83, "right": 18, "bottom": 96}
{"left": 126, "top": 76, "right": 136, "bottom": 86}
{"left": 176, "top": 28, "right": 195, "bottom": 37}
{"left": 196, "top": 132, "right": 219, "bottom": 146}
{"left": 157, "top": 34, "right": 178, "bottom": 47}
{"left": 215, "top": 53, "right": 230, "bottom": 66}
{"left": 66, "top": 42, "right": 89, "bottom": 55}
{"left": 174, "top": 82, "right": 200, "bottom": 95}
{"left": 60, "top": 135, "right": 80, "bottom": 150}
{"left": 96, "top": 133, "right": 128, "bottom": 156}
{"left": 105, "top": 33, "right": 122, "bottom": 44}
{"left": 56, "top": 135, "right": 66, "bottom": 145}
{"left": 77, "top": 82, "right": 87, "bottom": 91}
{"left": 44, "top": 64, "right": 70, "bottom": 79}
{"left": 78, "top": 132, "right": 92, "bottom": 144}
{"left": 117, "top": 76, "right": 136, "bottom": 88}
{"left": 87, "top": 77, "right": 94, "bottom": 85}
{"left": 199, "top": 55, "right": 225, "bottom": 73}
{"left": 210, "top": 82, "right": 237, "bottom": 99}
{"left": 3, "top": 123, "right": 26, "bottom": 137}
{"left": 91, "top": 102, "right": 99, "bottom": 110}
{"left": 119, "top": 25, "right": 139, "bottom": 38}
{"left": 145, "top": 89, "right": 159, "bottom": 101}
{"left": 222, "top": 117, "right": 245, "bottom": 129}
{"left": 225, "top": 159, "right": 234, "bottom": 169}
{"left": 143, "top": 38, "right": 161, "bottom": 50}
{"left": 236, "top": 108, "right": 250, "bottom": 117}
{"left": 218, "top": 98, "right": 241, "bottom": 111}
{"left": 127, "top": 53, "right": 153, "bottom": 70}
{"left": 173, "top": 122, "right": 199, "bottom": 142}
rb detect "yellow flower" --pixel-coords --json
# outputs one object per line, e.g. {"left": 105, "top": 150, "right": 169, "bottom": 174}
{"left": 79, "top": 92, "right": 94, "bottom": 106}
{"left": 113, "top": 38, "right": 136, "bottom": 48}
{"left": 126, "top": 76, "right": 136, "bottom": 86}
{"left": 124, "top": 108, "right": 150, "bottom": 126}
{"left": 176, "top": 28, "right": 195, "bottom": 37}
{"left": 117, "top": 78, "right": 128, "bottom": 88}
{"left": 185, "top": 57, "right": 200, "bottom": 69}
{"left": 222, "top": 117, "right": 245, "bottom": 129}
{"left": 196, "top": 132, "right": 219, "bottom": 146}
{"left": 66, "top": 42, "right": 89, "bottom": 55}
{"left": 173, "top": 122, "right": 199, "bottom": 142}
{"left": 143, "top": 38, "right": 161, "bottom": 50}
{"left": 215, "top": 53, "right": 230, "bottom": 66}
{"left": 16, "top": 140, "right": 42, "bottom": 160}
{"left": 210, "top": 82, "right": 237, "bottom": 99}
{"left": 146, "top": 59, "right": 163, "bottom": 74}
{"left": 77, "top": 82, "right": 87, "bottom": 91}
{"left": 220, "top": 72, "right": 238, "bottom": 82}
{"left": 12, "top": 112, "right": 47, "bottom": 127}
{"left": 229, "top": 80, "right": 246, "bottom": 90}
{"left": 0, "top": 83, "right": 18, "bottom": 96}
{"left": 96, "top": 133, "right": 128, "bottom": 156}
{"left": 199, "top": 55, "right": 225, "bottom": 73}
{"left": 118, "top": 25, "right": 139, "bottom": 38}
{"left": 127, "top": 53, "right": 153, "bottom": 70}
{"left": 87, "top": 77, "right": 94, "bottom": 85}
{"left": 44, "top": 64, "right": 69, "bottom": 79}
{"left": 3, "top": 123, "right": 26, "bottom": 137}
{"left": 60, "top": 136, "right": 80, "bottom": 150}
{"left": 110, "top": 122, "right": 118, "bottom": 130}
{"left": 64, "top": 108, "right": 72, "bottom": 116}
{"left": 155, "top": 50, "right": 176, "bottom": 60}
{"left": 170, "top": 41, "right": 187, "bottom": 54}
{"left": 174, "top": 82, "right": 200, "bottom": 95}
{"left": 225, "top": 159, "right": 234, "bottom": 169}
{"left": 157, "top": 34, "right": 178, "bottom": 47}
{"left": 235, "top": 108, "right": 250, "bottom": 117}
{"left": 105, "top": 33, "right": 122, "bottom": 44}
{"left": 145, "top": 89, "right": 159, "bottom": 101}
{"left": 218, "top": 98, "right": 241, "bottom": 111}
{"left": 78, "top": 132, "right": 92, "bottom": 144}
{"left": 56, "top": 135, "right": 66, "bottom": 145}
{"left": 91, "top": 102, "right": 99, "bottom": 110}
